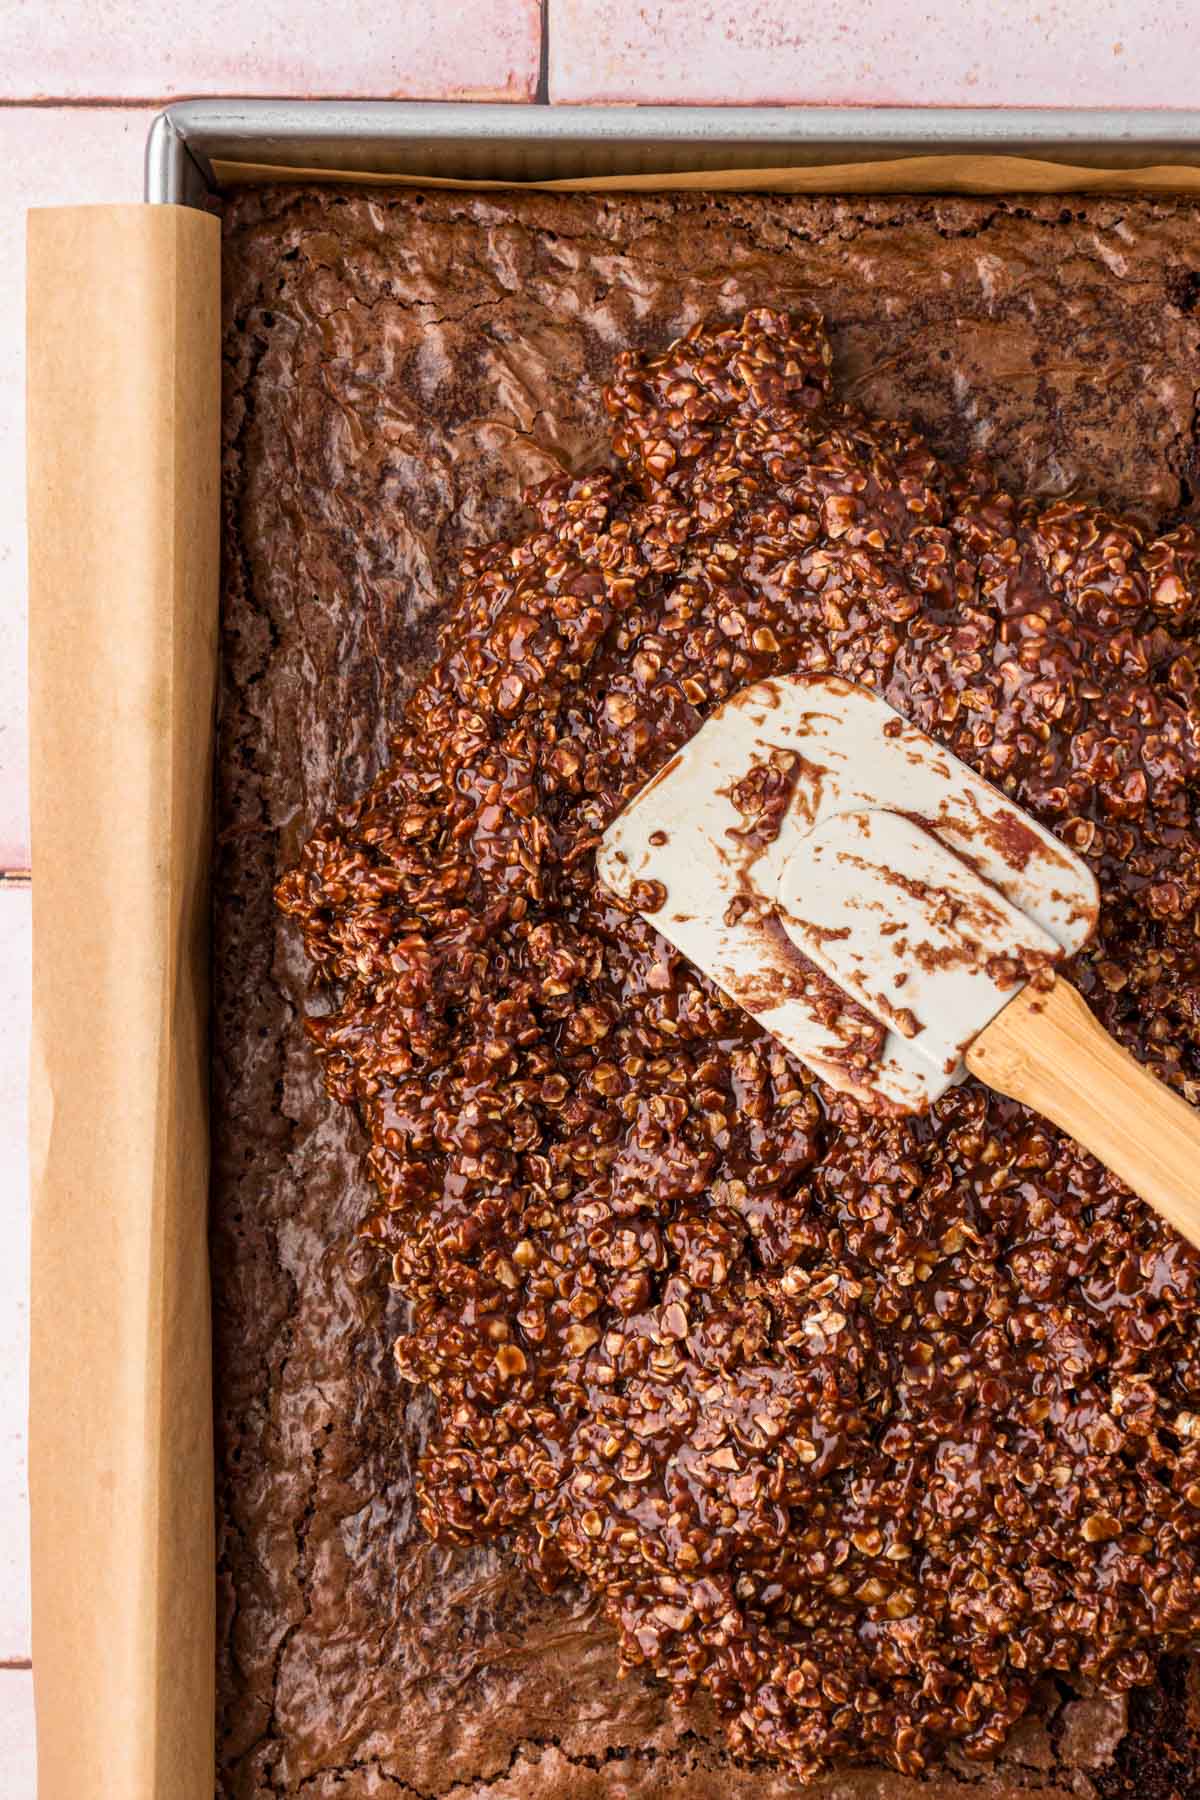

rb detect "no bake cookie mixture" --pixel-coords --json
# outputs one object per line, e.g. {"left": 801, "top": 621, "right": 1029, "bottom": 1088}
{"left": 216, "top": 185, "right": 1200, "bottom": 1797}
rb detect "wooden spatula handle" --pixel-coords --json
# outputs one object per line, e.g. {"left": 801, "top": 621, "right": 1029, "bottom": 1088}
{"left": 965, "top": 979, "right": 1200, "bottom": 1251}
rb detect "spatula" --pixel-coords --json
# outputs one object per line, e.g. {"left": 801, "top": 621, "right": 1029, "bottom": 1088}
{"left": 597, "top": 675, "right": 1200, "bottom": 1251}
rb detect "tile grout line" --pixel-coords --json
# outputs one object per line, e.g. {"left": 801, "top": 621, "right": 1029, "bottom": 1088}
{"left": 0, "top": 97, "right": 176, "bottom": 107}
{"left": 536, "top": 0, "right": 549, "bottom": 103}
{"left": 0, "top": 91, "right": 544, "bottom": 107}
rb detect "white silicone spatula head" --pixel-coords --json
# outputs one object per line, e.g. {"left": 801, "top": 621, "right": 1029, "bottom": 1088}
{"left": 597, "top": 676, "right": 1099, "bottom": 1113}
{"left": 777, "top": 807, "right": 1062, "bottom": 1087}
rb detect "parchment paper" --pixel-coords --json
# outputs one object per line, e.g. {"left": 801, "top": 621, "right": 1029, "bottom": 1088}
{"left": 22, "top": 149, "right": 1200, "bottom": 1800}
{"left": 27, "top": 204, "right": 220, "bottom": 1800}
{"left": 212, "top": 152, "right": 1200, "bottom": 193}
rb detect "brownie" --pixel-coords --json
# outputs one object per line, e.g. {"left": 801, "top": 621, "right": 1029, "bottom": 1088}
{"left": 214, "top": 185, "right": 1200, "bottom": 1798}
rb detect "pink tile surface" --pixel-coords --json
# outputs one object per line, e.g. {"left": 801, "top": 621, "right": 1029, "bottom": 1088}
{"left": 550, "top": 0, "right": 1198, "bottom": 105}
{"left": 0, "top": 107, "right": 156, "bottom": 871}
{"left": 0, "top": 1671, "right": 36, "bottom": 1800}
{"left": 0, "top": 887, "right": 30, "bottom": 1665}
{"left": 2, "top": 0, "right": 541, "bottom": 101}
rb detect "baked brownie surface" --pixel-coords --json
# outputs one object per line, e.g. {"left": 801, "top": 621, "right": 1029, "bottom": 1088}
{"left": 214, "top": 185, "right": 1200, "bottom": 1798}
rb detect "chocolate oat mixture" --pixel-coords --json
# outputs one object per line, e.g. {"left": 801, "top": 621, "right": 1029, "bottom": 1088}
{"left": 276, "top": 304, "right": 1200, "bottom": 1783}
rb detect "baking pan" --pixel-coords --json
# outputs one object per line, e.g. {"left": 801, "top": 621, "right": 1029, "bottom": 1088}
{"left": 145, "top": 98, "right": 1200, "bottom": 205}
{"left": 28, "top": 99, "right": 1200, "bottom": 1800}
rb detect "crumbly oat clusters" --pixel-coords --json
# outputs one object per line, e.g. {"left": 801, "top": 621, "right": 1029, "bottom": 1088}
{"left": 276, "top": 306, "right": 1200, "bottom": 1783}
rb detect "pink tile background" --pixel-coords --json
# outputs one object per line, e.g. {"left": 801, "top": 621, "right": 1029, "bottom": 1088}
{"left": 3, "top": 4, "right": 1198, "bottom": 1796}
{"left": 0, "top": 888, "right": 30, "bottom": 1672}
{"left": 1, "top": 0, "right": 542, "bottom": 101}
{"left": 0, "top": 1673, "right": 36, "bottom": 1796}
{"left": 551, "top": 0, "right": 1199, "bottom": 106}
